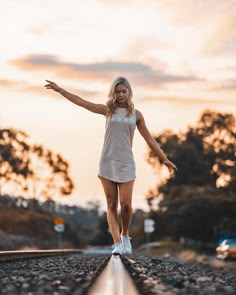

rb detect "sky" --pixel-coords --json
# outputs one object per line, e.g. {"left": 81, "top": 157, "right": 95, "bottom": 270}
{"left": 1, "top": 0, "right": 236, "bottom": 211}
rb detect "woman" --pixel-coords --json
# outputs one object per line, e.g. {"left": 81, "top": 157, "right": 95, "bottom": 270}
{"left": 44, "top": 77, "right": 177, "bottom": 255}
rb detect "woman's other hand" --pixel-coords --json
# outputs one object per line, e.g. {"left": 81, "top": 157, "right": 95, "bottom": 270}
{"left": 163, "top": 159, "right": 178, "bottom": 174}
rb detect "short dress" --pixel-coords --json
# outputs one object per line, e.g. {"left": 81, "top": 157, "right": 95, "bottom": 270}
{"left": 98, "top": 108, "right": 137, "bottom": 183}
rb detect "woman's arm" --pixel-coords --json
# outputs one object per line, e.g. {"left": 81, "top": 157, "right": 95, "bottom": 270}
{"left": 44, "top": 80, "right": 108, "bottom": 116}
{"left": 136, "top": 110, "right": 177, "bottom": 173}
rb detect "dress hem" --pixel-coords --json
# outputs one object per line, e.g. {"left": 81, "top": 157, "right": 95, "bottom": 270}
{"left": 97, "top": 174, "right": 136, "bottom": 183}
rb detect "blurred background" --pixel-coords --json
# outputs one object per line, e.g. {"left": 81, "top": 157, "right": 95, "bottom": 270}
{"left": 0, "top": 0, "right": 235, "bottom": 261}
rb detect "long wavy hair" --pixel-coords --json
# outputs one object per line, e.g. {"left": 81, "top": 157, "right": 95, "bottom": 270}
{"left": 106, "top": 76, "right": 134, "bottom": 117}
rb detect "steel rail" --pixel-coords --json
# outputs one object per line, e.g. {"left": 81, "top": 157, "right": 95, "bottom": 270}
{"left": 0, "top": 249, "right": 81, "bottom": 262}
{"left": 88, "top": 255, "right": 140, "bottom": 295}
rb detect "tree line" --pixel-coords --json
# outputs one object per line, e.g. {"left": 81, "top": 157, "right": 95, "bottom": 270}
{"left": 146, "top": 110, "right": 236, "bottom": 243}
{"left": 0, "top": 109, "right": 235, "bottom": 244}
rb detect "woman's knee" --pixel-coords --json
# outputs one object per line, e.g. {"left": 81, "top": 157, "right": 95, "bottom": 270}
{"left": 107, "top": 199, "right": 118, "bottom": 212}
{"left": 121, "top": 202, "right": 132, "bottom": 214}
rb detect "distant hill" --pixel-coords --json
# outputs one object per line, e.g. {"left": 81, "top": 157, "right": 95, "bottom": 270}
{"left": 0, "top": 206, "right": 80, "bottom": 250}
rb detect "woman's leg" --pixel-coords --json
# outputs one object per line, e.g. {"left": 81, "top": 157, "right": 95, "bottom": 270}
{"left": 119, "top": 180, "right": 135, "bottom": 236}
{"left": 98, "top": 176, "right": 120, "bottom": 244}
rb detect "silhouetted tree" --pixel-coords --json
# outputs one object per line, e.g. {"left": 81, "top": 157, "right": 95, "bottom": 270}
{"left": 0, "top": 128, "right": 74, "bottom": 200}
{"left": 147, "top": 110, "right": 236, "bottom": 198}
{"left": 145, "top": 110, "right": 236, "bottom": 242}
{"left": 148, "top": 186, "right": 236, "bottom": 242}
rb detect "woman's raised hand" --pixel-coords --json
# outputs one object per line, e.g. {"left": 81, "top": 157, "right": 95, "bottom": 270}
{"left": 44, "top": 80, "right": 62, "bottom": 92}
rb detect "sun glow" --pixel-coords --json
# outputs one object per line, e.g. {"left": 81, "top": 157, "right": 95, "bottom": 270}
{"left": 1, "top": 0, "right": 236, "bottom": 209}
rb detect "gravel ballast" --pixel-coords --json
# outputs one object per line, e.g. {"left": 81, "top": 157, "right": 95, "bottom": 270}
{"left": 122, "top": 254, "right": 236, "bottom": 295}
{"left": 0, "top": 254, "right": 109, "bottom": 294}
{"left": 0, "top": 253, "right": 235, "bottom": 294}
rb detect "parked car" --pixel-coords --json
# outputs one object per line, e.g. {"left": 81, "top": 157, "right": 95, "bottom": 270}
{"left": 216, "top": 239, "right": 236, "bottom": 259}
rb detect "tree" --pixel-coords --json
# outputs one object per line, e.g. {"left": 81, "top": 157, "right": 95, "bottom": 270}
{"left": 145, "top": 110, "right": 236, "bottom": 242}
{"left": 0, "top": 128, "right": 74, "bottom": 200}
{"left": 147, "top": 110, "right": 236, "bottom": 198}
{"left": 148, "top": 186, "right": 236, "bottom": 242}
{"left": 0, "top": 129, "right": 32, "bottom": 195}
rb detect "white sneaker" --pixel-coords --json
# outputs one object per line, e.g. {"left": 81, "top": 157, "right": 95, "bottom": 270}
{"left": 112, "top": 242, "right": 124, "bottom": 255}
{"left": 120, "top": 234, "right": 132, "bottom": 254}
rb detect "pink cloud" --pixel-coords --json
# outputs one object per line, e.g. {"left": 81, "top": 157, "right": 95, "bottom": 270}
{"left": 10, "top": 54, "right": 202, "bottom": 88}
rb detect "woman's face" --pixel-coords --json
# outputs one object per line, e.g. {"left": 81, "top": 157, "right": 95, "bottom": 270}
{"left": 114, "top": 83, "right": 129, "bottom": 105}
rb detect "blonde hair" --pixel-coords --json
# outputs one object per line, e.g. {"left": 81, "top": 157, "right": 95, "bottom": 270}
{"left": 106, "top": 76, "right": 134, "bottom": 117}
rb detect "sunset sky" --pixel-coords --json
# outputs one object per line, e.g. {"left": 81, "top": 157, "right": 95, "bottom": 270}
{"left": 1, "top": 0, "right": 236, "bottom": 211}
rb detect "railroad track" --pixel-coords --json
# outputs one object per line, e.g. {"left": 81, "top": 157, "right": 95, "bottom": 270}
{"left": 0, "top": 249, "right": 142, "bottom": 294}
{"left": 88, "top": 255, "right": 140, "bottom": 295}
{"left": 0, "top": 249, "right": 81, "bottom": 262}
{"left": 0, "top": 250, "right": 234, "bottom": 294}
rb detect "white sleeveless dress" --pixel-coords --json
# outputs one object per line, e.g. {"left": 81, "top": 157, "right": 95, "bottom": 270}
{"left": 98, "top": 108, "right": 136, "bottom": 183}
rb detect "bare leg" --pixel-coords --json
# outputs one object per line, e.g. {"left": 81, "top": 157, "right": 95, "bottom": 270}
{"left": 98, "top": 176, "right": 120, "bottom": 244}
{"left": 119, "top": 180, "right": 134, "bottom": 236}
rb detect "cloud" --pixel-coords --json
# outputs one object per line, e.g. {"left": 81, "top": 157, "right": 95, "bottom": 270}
{"left": 11, "top": 54, "right": 61, "bottom": 71}
{"left": 0, "top": 79, "right": 18, "bottom": 87}
{"left": 155, "top": 0, "right": 236, "bottom": 26}
{"left": 28, "top": 26, "right": 49, "bottom": 35}
{"left": 140, "top": 95, "right": 236, "bottom": 105}
{"left": 0, "top": 79, "right": 56, "bottom": 97}
{"left": 119, "top": 37, "right": 171, "bottom": 68}
{"left": 23, "top": 84, "right": 56, "bottom": 97}
{"left": 201, "top": 16, "right": 236, "bottom": 57}
{"left": 153, "top": 1, "right": 236, "bottom": 58}
{"left": 20, "top": 82, "right": 99, "bottom": 98}
{"left": 210, "top": 79, "right": 236, "bottom": 92}
{"left": 24, "top": 84, "right": 99, "bottom": 99}
{"left": 0, "top": 76, "right": 99, "bottom": 99}
{"left": 11, "top": 54, "right": 202, "bottom": 88}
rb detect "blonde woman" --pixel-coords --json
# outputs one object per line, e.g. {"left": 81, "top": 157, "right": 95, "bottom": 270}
{"left": 44, "top": 77, "right": 177, "bottom": 255}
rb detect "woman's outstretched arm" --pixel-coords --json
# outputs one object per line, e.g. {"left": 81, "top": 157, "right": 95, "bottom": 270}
{"left": 136, "top": 110, "right": 177, "bottom": 173}
{"left": 44, "top": 80, "right": 108, "bottom": 115}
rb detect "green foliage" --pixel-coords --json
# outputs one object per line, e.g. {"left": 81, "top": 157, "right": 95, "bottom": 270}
{"left": 147, "top": 110, "right": 236, "bottom": 196}
{"left": 149, "top": 185, "right": 236, "bottom": 242}
{"left": 91, "top": 212, "right": 113, "bottom": 246}
{"left": 0, "top": 128, "right": 74, "bottom": 200}
{"left": 146, "top": 110, "right": 236, "bottom": 243}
